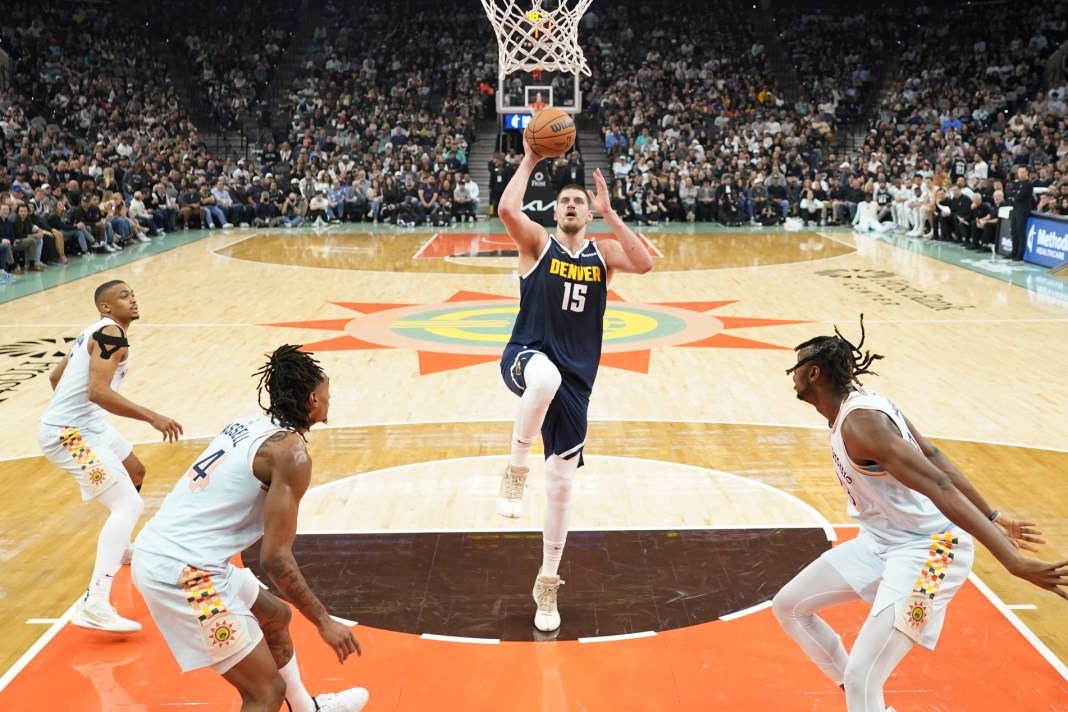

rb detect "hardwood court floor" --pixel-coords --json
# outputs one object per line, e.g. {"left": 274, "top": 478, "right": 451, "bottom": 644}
{"left": 0, "top": 221, "right": 1066, "bottom": 709}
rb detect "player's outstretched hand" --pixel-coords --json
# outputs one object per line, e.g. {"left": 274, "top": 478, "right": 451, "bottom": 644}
{"left": 1008, "top": 557, "right": 1068, "bottom": 600}
{"left": 318, "top": 618, "right": 362, "bottom": 663}
{"left": 150, "top": 413, "right": 183, "bottom": 442}
{"left": 590, "top": 168, "right": 611, "bottom": 217}
{"left": 996, "top": 515, "right": 1046, "bottom": 553}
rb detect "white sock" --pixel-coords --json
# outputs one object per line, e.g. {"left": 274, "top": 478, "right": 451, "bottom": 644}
{"left": 509, "top": 431, "right": 535, "bottom": 468}
{"left": 86, "top": 574, "right": 114, "bottom": 608}
{"left": 541, "top": 540, "right": 565, "bottom": 577}
{"left": 279, "top": 653, "right": 316, "bottom": 712}
{"left": 541, "top": 454, "right": 577, "bottom": 577}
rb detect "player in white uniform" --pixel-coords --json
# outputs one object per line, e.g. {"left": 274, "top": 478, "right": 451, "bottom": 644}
{"left": 39, "top": 280, "right": 182, "bottom": 633}
{"left": 132, "top": 345, "right": 368, "bottom": 712}
{"left": 772, "top": 317, "right": 1068, "bottom": 712}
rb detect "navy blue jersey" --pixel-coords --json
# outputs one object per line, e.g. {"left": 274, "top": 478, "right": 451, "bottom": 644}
{"left": 506, "top": 235, "right": 608, "bottom": 391}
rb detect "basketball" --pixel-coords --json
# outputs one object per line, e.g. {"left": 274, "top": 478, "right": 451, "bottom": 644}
{"left": 524, "top": 107, "right": 576, "bottom": 159}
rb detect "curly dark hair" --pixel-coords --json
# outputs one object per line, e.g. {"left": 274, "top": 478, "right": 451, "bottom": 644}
{"left": 253, "top": 345, "right": 325, "bottom": 434}
{"left": 786, "top": 314, "right": 884, "bottom": 395}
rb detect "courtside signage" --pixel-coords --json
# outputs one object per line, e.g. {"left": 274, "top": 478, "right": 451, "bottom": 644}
{"left": 1024, "top": 214, "right": 1068, "bottom": 268}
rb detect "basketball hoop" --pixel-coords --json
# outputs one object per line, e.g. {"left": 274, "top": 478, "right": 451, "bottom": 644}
{"left": 481, "top": 0, "right": 592, "bottom": 77}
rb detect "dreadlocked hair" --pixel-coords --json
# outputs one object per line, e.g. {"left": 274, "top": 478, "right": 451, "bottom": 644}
{"left": 785, "top": 314, "right": 884, "bottom": 394}
{"left": 253, "top": 345, "right": 325, "bottom": 435}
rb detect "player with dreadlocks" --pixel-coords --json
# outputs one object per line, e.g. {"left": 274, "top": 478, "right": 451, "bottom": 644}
{"left": 133, "top": 345, "right": 370, "bottom": 712}
{"left": 772, "top": 316, "right": 1068, "bottom": 712}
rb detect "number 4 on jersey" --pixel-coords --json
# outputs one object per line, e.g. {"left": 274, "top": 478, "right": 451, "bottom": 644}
{"left": 188, "top": 448, "right": 227, "bottom": 491}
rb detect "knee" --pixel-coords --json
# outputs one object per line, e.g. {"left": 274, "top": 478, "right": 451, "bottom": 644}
{"left": 545, "top": 471, "right": 573, "bottom": 505}
{"left": 259, "top": 597, "right": 293, "bottom": 639}
{"left": 841, "top": 661, "right": 869, "bottom": 701}
{"left": 771, "top": 589, "right": 796, "bottom": 625}
{"left": 243, "top": 671, "right": 287, "bottom": 709}
{"left": 527, "top": 369, "right": 562, "bottom": 400}
{"left": 126, "top": 458, "right": 146, "bottom": 484}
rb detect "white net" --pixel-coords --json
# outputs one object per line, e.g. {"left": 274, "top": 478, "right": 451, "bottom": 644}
{"left": 481, "top": 0, "right": 592, "bottom": 77}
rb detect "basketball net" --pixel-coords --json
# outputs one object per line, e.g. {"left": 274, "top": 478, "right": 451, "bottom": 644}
{"left": 481, "top": 0, "right": 592, "bottom": 76}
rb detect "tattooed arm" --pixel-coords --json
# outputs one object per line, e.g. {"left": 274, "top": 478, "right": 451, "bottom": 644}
{"left": 256, "top": 430, "right": 361, "bottom": 662}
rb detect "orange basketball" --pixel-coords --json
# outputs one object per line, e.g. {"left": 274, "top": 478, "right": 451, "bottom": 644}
{"left": 524, "top": 107, "right": 576, "bottom": 158}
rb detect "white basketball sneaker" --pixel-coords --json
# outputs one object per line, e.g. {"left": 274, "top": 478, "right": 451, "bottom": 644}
{"left": 496, "top": 464, "right": 529, "bottom": 518}
{"left": 72, "top": 599, "right": 141, "bottom": 634}
{"left": 533, "top": 571, "right": 564, "bottom": 632}
{"left": 312, "top": 687, "right": 370, "bottom": 711}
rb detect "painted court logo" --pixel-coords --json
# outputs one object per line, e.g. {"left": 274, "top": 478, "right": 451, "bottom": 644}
{"left": 265, "top": 291, "right": 808, "bottom": 375}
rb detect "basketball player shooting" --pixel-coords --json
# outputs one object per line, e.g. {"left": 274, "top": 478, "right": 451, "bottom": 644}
{"left": 495, "top": 132, "right": 653, "bottom": 632}
{"left": 773, "top": 316, "right": 1068, "bottom": 712}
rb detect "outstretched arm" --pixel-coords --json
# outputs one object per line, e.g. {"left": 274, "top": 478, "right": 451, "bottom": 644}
{"left": 589, "top": 167, "right": 653, "bottom": 275}
{"left": 257, "top": 432, "right": 362, "bottom": 662}
{"left": 843, "top": 409, "right": 1068, "bottom": 599}
{"left": 903, "top": 415, "right": 1044, "bottom": 552}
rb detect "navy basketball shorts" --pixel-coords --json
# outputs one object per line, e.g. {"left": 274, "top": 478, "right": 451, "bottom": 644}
{"left": 501, "top": 345, "right": 589, "bottom": 462}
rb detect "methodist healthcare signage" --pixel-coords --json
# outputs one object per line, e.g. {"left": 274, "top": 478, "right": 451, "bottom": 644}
{"left": 1024, "top": 213, "right": 1068, "bottom": 268}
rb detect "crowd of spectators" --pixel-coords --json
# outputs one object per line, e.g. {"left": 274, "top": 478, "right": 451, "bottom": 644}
{"left": 2, "top": 0, "right": 1068, "bottom": 281}
{"left": 172, "top": 0, "right": 299, "bottom": 131}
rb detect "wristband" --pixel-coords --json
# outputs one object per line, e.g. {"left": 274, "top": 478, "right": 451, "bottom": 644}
{"left": 988, "top": 511, "right": 1001, "bottom": 523}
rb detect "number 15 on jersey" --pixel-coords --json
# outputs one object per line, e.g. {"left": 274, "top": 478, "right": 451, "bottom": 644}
{"left": 561, "top": 282, "right": 586, "bottom": 312}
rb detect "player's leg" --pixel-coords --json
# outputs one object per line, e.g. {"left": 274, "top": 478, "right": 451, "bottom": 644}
{"left": 531, "top": 383, "right": 587, "bottom": 632}
{"left": 533, "top": 452, "right": 578, "bottom": 632}
{"left": 41, "top": 423, "right": 145, "bottom": 632}
{"left": 220, "top": 640, "right": 288, "bottom": 711}
{"left": 771, "top": 556, "right": 858, "bottom": 687}
{"left": 498, "top": 350, "right": 562, "bottom": 518}
{"left": 249, "top": 580, "right": 369, "bottom": 712}
{"left": 841, "top": 604, "right": 914, "bottom": 712}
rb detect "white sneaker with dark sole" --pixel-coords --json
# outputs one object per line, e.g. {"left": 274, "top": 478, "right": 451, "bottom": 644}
{"left": 496, "top": 464, "right": 529, "bottom": 518}
{"left": 72, "top": 600, "right": 141, "bottom": 633}
{"left": 533, "top": 571, "right": 563, "bottom": 632}
{"left": 312, "top": 686, "right": 370, "bottom": 711}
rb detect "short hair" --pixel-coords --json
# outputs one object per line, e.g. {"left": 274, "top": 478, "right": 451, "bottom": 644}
{"left": 556, "top": 183, "right": 587, "bottom": 201}
{"left": 94, "top": 280, "right": 126, "bottom": 308}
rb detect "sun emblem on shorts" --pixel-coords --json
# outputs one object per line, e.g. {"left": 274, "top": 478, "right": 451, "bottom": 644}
{"left": 209, "top": 619, "right": 236, "bottom": 647}
{"left": 907, "top": 600, "right": 928, "bottom": 627}
{"left": 87, "top": 467, "right": 108, "bottom": 486}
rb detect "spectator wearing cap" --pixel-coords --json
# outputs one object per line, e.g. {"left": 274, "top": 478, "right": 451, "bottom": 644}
{"left": 9, "top": 182, "right": 25, "bottom": 204}
{"left": 746, "top": 176, "right": 770, "bottom": 224}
